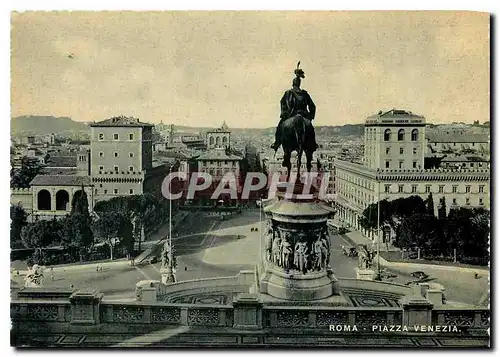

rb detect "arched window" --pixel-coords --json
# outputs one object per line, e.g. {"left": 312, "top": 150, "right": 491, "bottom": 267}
{"left": 384, "top": 129, "right": 391, "bottom": 141}
{"left": 398, "top": 129, "right": 405, "bottom": 141}
{"left": 209, "top": 136, "right": 214, "bottom": 145}
{"left": 411, "top": 129, "right": 419, "bottom": 141}
{"left": 37, "top": 189, "right": 51, "bottom": 211}
{"left": 215, "top": 137, "right": 220, "bottom": 146}
{"left": 222, "top": 136, "right": 228, "bottom": 144}
{"left": 55, "top": 190, "right": 70, "bottom": 211}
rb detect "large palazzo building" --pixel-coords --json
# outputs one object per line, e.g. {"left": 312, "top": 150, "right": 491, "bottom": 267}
{"left": 333, "top": 109, "right": 490, "bottom": 243}
{"left": 89, "top": 116, "right": 167, "bottom": 202}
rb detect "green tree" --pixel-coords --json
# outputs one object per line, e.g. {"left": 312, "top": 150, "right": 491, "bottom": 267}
{"left": 92, "top": 210, "right": 137, "bottom": 260}
{"left": 10, "top": 156, "right": 44, "bottom": 188}
{"left": 445, "top": 207, "right": 489, "bottom": 264}
{"left": 60, "top": 213, "right": 94, "bottom": 262}
{"left": 438, "top": 196, "right": 447, "bottom": 221}
{"left": 70, "top": 187, "right": 90, "bottom": 216}
{"left": 10, "top": 204, "right": 28, "bottom": 248}
{"left": 395, "top": 213, "right": 440, "bottom": 253}
{"left": 426, "top": 193, "right": 435, "bottom": 216}
{"left": 358, "top": 196, "right": 426, "bottom": 234}
{"left": 20, "top": 219, "right": 62, "bottom": 264}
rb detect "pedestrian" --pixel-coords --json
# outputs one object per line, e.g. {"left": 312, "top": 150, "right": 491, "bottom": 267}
{"left": 184, "top": 266, "right": 187, "bottom": 271}
{"left": 50, "top": 268, "right": 54, "bottom": 282}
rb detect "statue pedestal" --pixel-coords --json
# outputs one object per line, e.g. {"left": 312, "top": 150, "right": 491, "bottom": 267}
{"left": 259, "top": 180, "right": 340, "bottom": 301}
{"left": 160, "top": 266, "right": 176, "bottom": 285}
{"left": 260, "top": 266, "right": 339, "bottom": 301}
{"left": 355, "top": 268, "right": 376, "bottom": 281}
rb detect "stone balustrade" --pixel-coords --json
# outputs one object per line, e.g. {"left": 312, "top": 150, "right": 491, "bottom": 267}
{"left": 11, "top": 287, "right": 489, "bottom": 332}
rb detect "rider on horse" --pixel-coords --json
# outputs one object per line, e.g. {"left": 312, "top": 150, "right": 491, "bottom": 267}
{"left": 271, "top": 62, "right": 319, "bottom": 152}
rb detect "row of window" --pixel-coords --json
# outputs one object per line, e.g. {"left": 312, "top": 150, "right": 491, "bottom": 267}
{"left": 385, "top": 160, "right": 420, "bottom": 169}
{"left": 96, "top": 188, "right": 134, "bottom": 195}
{"left": 99, "top": 152, "right": 135, "bottom": 158}
{"left": 384, "top": 147, "right": 419, "bottom": 155}
{"left": 383, "top": 184, "right": 485, "bottom": 194}
{"left": 97, "top": 165, "right": 136, "bottom": 172}
{"left": 208, "top": 136, "right": 229, "bottom": 145}
{"left": 382, "top": 129, "right": 419, "bottom": 142}
{"left": 98, "top": 133, "right": 135, "bottom": 141}
{"left": 201, "top": 168, "right": 238, "bottom": 176}
{"left": 200, "top": 161, "right": 237, "bottom": 167}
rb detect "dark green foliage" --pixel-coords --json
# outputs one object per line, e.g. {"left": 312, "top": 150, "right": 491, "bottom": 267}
{"left": 10, "top": 157, "right": 44, "bottom": 188}
{"left": 438, "top": 196, "right": 447, "bottom": 221}
{"left": 70, "top": 187, "right": 90, "bottom": 216}
{"left": 10, "top": 204, "right": 27, "bottom": 248}
{"left": 60, "top": 213, "right": 94, "bottom": 261}
{"left": 359, "top": 195, "right": 489, "bottom": 266}
{"left": 426, "top": 193, "right": 435, "bottom": 216}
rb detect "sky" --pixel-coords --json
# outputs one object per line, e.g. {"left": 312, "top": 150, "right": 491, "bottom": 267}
{"left": 11, "top": 11, "right": 490, "bottom": 128}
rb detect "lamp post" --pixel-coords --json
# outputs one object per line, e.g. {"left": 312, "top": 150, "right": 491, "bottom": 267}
{"left": 376, "top": 178, "right": 381, "bottom": 280}
{"left": 162, "top": 163, "right": 176, "bottom": 284}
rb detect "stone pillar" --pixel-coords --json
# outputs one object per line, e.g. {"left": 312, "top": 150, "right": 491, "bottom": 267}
{"left": 426, "top": 289, "right": 444, "bottom": 307}
{"left": 136, "top": 280, "right": 160, "bottom": 302}
{"left": 400, "top": 296, "right": 433, "bottom": 326}
{"left": 233, "top": 293, "right": 262, "bottom": 330}
{"left": 69, "top": 289, "right": 103, "bottom": 325}
{"left": 355, "top": 268, "right": 375, "bottom": 281}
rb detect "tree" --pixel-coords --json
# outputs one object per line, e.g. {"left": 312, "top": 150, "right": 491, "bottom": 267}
{"left": 438, "top": 196, "right": 447, "bottom": 221}
{"left": 70, "top": 187, "right": 90, "bottom": 216}
{"left": 60, "top": 213, "right": 94, "bottom": 262}
{"left": 394, "top": 213, "right": 441, "bottom": 253}
{"left": 10, "top": 204, "right": 28, "bottom": 248}
{"left": 117, "top": 214, "right": 135, "bottom": 257}
{"left": 358, "top": 196, "right": 426, "bottom": 234}
{"left": 445, "top": 207, "right": 489, "bottom": 264}
{"left": 20, "top": 219, "right": 62, "bottom": 265}
{"left": 10, "top": 157, "right": 44, "bottom": 188}
{"left": 426, "top": 193, "right": 435, "bottom": 216}
{"left": 92, "top": 211, "right": 123, "bottom": 260}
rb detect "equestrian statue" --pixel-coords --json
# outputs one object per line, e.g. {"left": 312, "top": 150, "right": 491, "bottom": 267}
{"left": 271, "top": 62, "right": 319, "bottom": 180}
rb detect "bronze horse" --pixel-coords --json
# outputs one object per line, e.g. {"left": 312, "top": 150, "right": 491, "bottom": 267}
{"left": 280, "top": 114, "right": 316, "bottom": 181}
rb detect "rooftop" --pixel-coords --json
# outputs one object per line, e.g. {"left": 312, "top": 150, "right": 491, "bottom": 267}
{"left": 441, "top": 155, "right": 488, "bottom": 163}
{"left": 208, "top": 121, "right": 231, "bottom": 133}
{"left": 30, "top": 175, "right": 92, "bottom": 186}
{"left": 426, "top": 132, "right": 489, "bottom": 143}
{"left": 89, "top": 115, "right": 153, "bottom": 128}
{"left": 45, "top": 156, "right": 77, "bottom": 168}
{"left": 365, "top": 109, "right": 425, "bottom": 125}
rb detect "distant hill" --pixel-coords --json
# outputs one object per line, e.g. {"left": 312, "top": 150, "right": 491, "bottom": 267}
{"left": 11, "top": 116, "right": 89, "bottom": 136}
{"left": 11, "top": 116, "right": 365, "bottom": 138}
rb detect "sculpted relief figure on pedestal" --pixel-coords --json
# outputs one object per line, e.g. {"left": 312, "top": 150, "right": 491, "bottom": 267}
{"left": 280, "top": 232, "right": 293, "bottom": 270}
{"left": 271, "top": 232, "right": 282, "bottom": 266}
{"left": 294, "top": 241, "right": 309, "bottom": 273}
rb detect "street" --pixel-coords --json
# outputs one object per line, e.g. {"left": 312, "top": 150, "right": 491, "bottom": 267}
{"left": 13, "top": 208, "right": 488, "bottom": 305}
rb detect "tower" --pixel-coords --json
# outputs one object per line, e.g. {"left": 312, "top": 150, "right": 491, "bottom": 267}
{"left": 364, "top": 109, "right": 426, "bottom": 170}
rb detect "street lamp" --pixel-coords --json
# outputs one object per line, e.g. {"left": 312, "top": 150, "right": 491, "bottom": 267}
{"left": 375, "top": 178, "right": 381, "bottom": 280}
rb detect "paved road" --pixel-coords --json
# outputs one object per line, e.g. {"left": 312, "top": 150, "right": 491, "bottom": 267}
{"left": 13, "top": 209, "right": 487, "bottom": 305}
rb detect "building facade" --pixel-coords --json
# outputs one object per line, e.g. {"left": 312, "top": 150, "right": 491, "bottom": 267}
{"left": 11, "top": 176, "right": 94, "bottom": 222}
{"left": 206, "top": 121, "right": 231, "bottom": 150}
{"left": 333, "top": 109, "right": 490, "bottom": 243}
{"left": 89, "top": 116, "right": 165, "bottom": 202}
